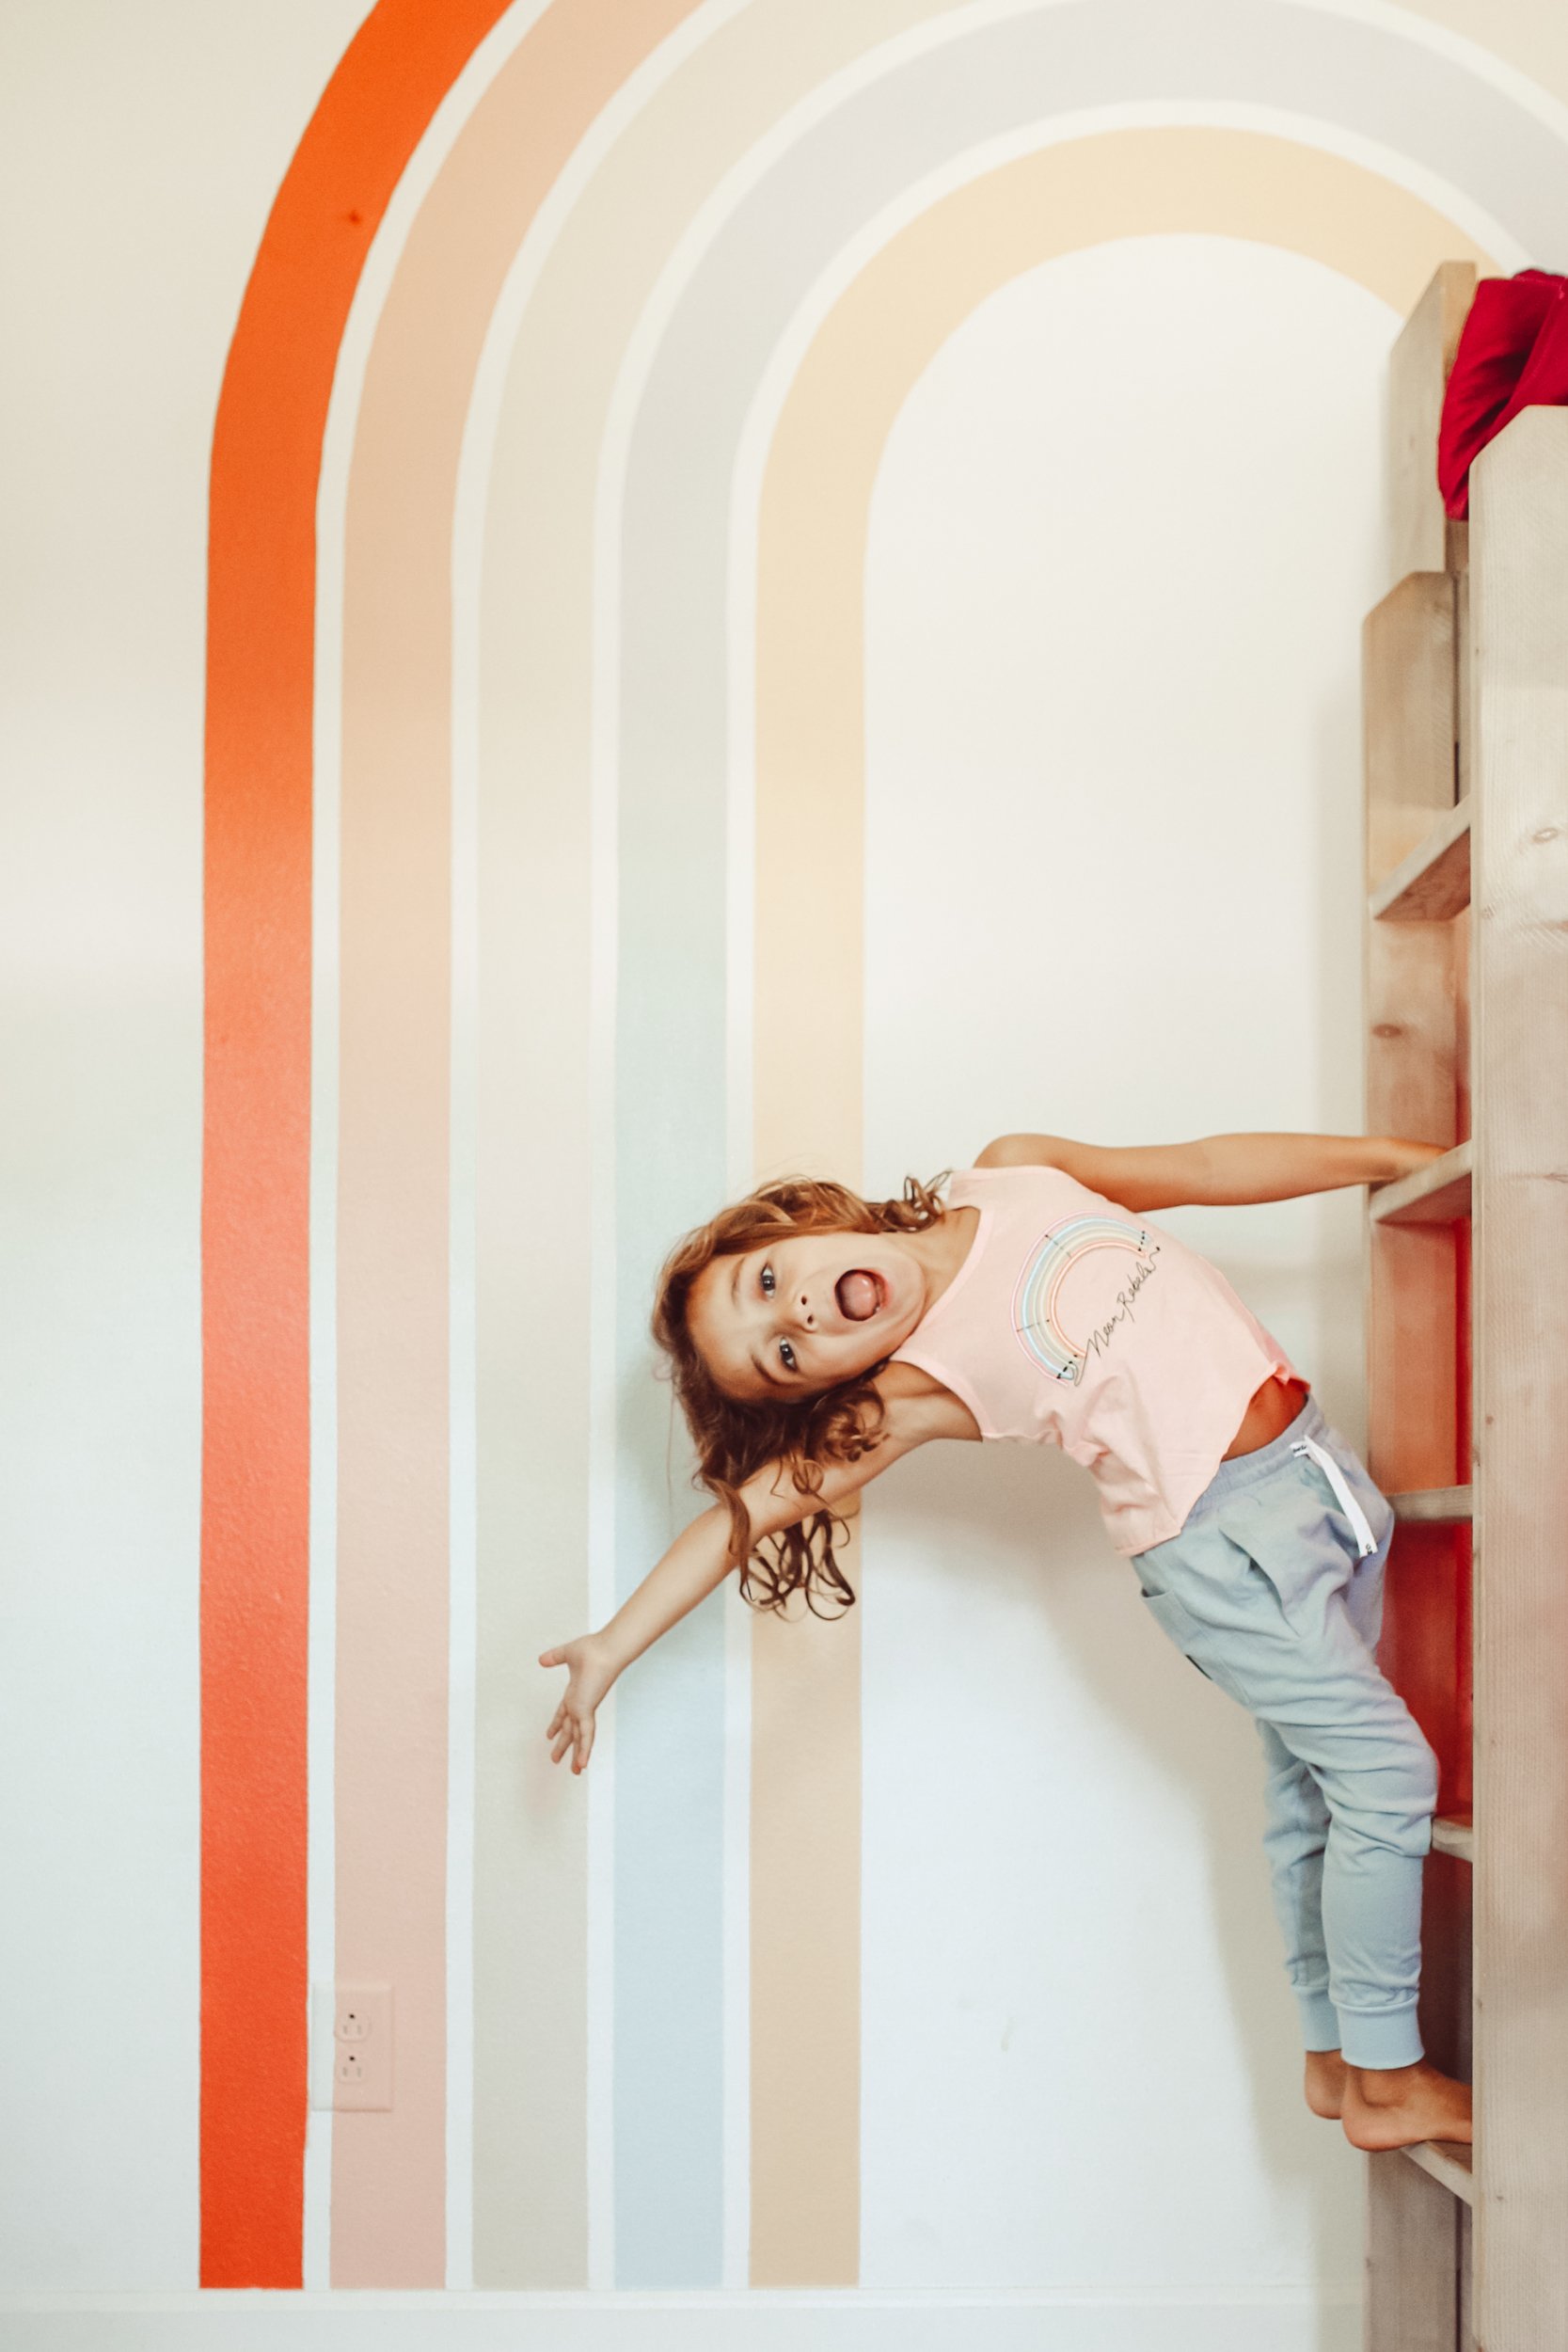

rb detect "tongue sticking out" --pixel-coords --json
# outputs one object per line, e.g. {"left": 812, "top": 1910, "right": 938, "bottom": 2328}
{"left": 836, "top": 1269, "right": 879, "bottom": 1322}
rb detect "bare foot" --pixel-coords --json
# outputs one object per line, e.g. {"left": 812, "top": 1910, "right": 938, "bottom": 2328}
{"left": 1304, "top": 2049, "right": 1347, "bottom": 2119}
{"left": 1341, "top": 2059, "right": 1472, "bottom": 2151}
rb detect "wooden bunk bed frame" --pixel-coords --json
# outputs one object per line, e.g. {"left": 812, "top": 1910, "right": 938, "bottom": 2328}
{"left": 1363, "top": 263, "right": 1568, "bottom": 2352}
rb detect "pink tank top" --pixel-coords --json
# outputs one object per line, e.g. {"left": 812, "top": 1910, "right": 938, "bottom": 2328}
{"left": 889, "top": 1164, "right": 1302, "bottom": 1556}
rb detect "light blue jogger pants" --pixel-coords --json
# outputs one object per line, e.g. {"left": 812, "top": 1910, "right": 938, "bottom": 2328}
{"left": 1131, "top": 1390, "right": 1438, "bottom": 2071}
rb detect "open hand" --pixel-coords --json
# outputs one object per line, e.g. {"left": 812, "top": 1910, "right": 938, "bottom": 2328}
{"left": 538, "top": 1632, "right": 614, "bottom": 1773}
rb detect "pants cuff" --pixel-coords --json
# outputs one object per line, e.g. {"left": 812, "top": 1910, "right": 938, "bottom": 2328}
{"left": 1338, "top": 2004, "right": 1425, "bottom": 2070}
{"left": 1295, "top": 1988, "right": 1342, "bottom": 2052}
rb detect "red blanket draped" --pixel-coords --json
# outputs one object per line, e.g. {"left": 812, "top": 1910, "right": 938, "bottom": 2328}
{"left": 1437, "top": 268, "right": 1568, "bottom": 518}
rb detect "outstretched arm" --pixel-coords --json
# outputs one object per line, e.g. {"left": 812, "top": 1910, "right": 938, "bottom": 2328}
{"left": 539, "top": 1394, "right": 933, "bottom": 1772}
{"left": 975, "top": 1129, "right": 1447, "bottom": 1211}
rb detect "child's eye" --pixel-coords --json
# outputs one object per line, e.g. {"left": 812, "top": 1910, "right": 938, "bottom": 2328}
{"left": 779, "top": 1340, "right": 797, "bottom": 1373}
{"left": 760, "top": 1263, "right": 775, "bottom": 1295}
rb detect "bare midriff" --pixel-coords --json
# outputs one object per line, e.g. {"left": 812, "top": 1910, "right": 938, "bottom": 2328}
{"left": 1221, "top": 1371, "right": 1312, "bottom": 1461}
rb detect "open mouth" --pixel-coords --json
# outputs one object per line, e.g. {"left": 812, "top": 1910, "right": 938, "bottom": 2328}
{"left": 835, "top": 1268, "right": 881, "bottom": 1323}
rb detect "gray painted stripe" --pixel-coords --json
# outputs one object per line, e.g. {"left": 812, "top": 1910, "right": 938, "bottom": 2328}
{"left": 610, "top": 0, "right": 1565, "bottom": 2285}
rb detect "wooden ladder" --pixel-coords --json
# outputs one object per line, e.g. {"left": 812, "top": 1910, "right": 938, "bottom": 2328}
{"left": 1363, "top": 264, "right": 1568, "bottom": 2352}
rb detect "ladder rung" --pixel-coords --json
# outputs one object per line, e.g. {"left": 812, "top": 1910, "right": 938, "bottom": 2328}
{"left": 1370, "top": 1139, "right": 1472, "bottom": 1225}
{"left": 1370, "top": 797, "right": 1472, "bottom": 921}
{"left": 1390, "top": 1486, "right": 1472, "bottom": 1524}
{"left": 1431, "top": 1812, "right": 1474, "bottom": 1863}
{"left": 1401, "top": 2137, "right": 1474, "bottom": 2204}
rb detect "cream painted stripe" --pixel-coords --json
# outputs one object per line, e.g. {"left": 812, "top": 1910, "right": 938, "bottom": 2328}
{"left": 447, "top": 612, "right": 480, "bottom": 2295}
{"left": 585, "top": 497, "right": 620, "bottom": 2297}
{"left": 749, "top": 119, "right": 1495, "bottom": 2276}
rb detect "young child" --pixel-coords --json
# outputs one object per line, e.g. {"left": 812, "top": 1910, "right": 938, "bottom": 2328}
{"left": 540, "top": 1129, "right": 1474, "bottom": 2153}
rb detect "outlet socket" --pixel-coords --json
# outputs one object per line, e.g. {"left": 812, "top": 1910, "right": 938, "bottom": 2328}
{"left": 310, "top": 1982, "right": 393, "bottom": 2111}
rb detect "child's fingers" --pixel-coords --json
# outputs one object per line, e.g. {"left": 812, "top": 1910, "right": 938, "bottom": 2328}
{"left": 551, "top": 1724, "right": 574, "bottom": 1763}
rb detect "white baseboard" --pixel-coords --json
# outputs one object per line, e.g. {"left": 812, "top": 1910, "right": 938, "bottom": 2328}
{"left": 1, "top": 2287, "right": 1362, "bottom": 2352}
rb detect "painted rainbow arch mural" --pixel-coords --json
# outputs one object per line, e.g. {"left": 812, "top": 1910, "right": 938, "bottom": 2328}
{"left": 199, "top": 0, "right": 1565, "bottom": 2293}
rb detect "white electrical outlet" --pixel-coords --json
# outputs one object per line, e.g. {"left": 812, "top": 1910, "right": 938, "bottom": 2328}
{"left": 310, "top": 1983, "right": 393, "bottom": 2111}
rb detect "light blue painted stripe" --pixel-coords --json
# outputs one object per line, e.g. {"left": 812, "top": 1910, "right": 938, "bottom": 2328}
{"left": 612, "top": 467, "right": 733, "bottom": 2284}
{"left": 608, "top": 0, "right": 1568, "bottom": 2285}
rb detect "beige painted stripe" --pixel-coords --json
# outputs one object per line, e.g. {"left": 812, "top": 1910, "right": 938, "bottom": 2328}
{"left": 331, "top": 0, "right": 699, "bottom": 2289}
{"left": 750, "top": 123, "right": 1493, "bottom": 2284}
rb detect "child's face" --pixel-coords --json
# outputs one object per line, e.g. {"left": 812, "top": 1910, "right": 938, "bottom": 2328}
{"left": 687, "top": 1227, "right": 924, "bottom": 1404}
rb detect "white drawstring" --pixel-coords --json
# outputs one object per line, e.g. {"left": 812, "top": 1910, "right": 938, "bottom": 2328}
{"left": 1291, "top": 1436, "right": 1379, "bottom": 1557}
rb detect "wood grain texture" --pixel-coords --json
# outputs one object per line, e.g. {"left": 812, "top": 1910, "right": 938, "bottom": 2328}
{"left": 1364, "top": 580, "right": 1461, "bottom": 1498}
{"left": 1365, "top": 574, "right": 1459, "bottom": 885}
{"left": 1468, "top": 405, "right": 1568, "bottom": 2352}
{"left": 1431, "top": 1816, "right": 1474, "bottom": 1865}
{"left": 1404, "top": 2139, "right": 1474, "bottom": 2206}
{"left": 1370, "top": 1142, "right": 1471, "bottom": 1228}
{"left": 1459, "top": 2204, "right": 1475, "bottom": 2352}
{"left": 1371, "top": 799, "right": 1471, "bottom": 924}
{"left": 1390, "top": 1487, "right": 1472, "bottom": 1524}
{"left": 1455, "top": 567, "right": 1472, "bottom": 803}
{"left": 1453, "top": 912, "right": 1473, "bottom": 1146}
{"left": 1367, "top": 2148, "right": 1462, "bottom": 2352}
{"left": 1387, "top": 262, "right": 1476, "bottom": 584}
{"left": 1367, "top": 293, "right": 1474, "bottom": 2343}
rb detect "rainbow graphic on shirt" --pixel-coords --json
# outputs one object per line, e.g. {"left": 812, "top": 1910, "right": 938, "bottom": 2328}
{"left": 1011, "top": 1215, "right": 1158, "bottom": 1383}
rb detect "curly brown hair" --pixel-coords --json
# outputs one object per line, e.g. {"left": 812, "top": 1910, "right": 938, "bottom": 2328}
{"left": 651, "top": 1172, "right": 949, "bottom": 1617}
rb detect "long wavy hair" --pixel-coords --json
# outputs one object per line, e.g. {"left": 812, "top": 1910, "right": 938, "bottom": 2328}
{"left": 651, "top": 1172, "right": 949, "bottom": 1617}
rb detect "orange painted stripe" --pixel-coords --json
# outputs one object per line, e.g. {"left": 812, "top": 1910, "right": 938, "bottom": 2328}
{"left": 200, "top": 0, "right": 513, "bottom": 2288}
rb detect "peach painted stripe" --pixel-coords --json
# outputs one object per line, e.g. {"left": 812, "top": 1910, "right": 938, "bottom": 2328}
{"left": 749, "top": 124, "right": 1493, "bottom": 2284}
{"left": 200, "top": 0, "right": 514, "bottom": 2288}
{"left": 328, "top": 0, "right": 700, "bottom": 2287}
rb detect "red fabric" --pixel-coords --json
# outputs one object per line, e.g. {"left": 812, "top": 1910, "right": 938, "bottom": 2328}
{"left": 1437, "top": 268, "right": 1568, "bottom": 517}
